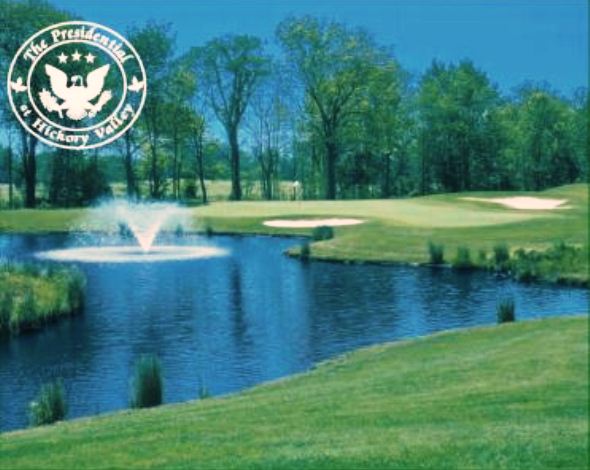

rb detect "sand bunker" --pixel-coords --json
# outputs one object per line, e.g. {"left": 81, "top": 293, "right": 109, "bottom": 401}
{"left": 263, "top": 218, "right": 364, "bottom": 228}
{"left": 462, "top": 196, "right": 568, "bottom": 210}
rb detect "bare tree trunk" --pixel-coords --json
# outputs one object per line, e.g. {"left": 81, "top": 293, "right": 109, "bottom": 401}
{"left": 173, "top": 136, "right": 179, "bottom": 200}
{"left": 21, "top": 131, "right": 37, "bottom": 208}
{"left": 228, "top": 126, "right": 242, "bottom": 200}
{"left": 381, "top": 152, "right": 391, "bottom": 198}
{"left": 325, "top": 139, "right": 337, "bottom": 200}
{"left": 7, "top": 133, "right": 13, "bottom": 209}
{"left": 197, "top": 151, "right": 207, "bottom": 204}
{"left": 124, "top": 131, "right": 137, "bottom": 199}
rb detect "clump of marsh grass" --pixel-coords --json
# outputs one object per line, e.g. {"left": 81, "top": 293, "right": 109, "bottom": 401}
{"left": 131, "top": 354, "right": 163, "bottom": 409}
{"left": 198, "top": 384, "right": 210, "bottom": 400}
{"left": 452, "top": 246, "right": 473, "bottom": 270}
{"left": 311, "top": 225, "right": 334, "bottom": 241}
{"left": 493, "top": 243, "right": 510, "bottom": 271}
{"left": 0, "top": 290, "right": 12, "bottom": 333}
{"left": 428, "top": 242, "right": 445, "bottom": 265}
{"left": 29, "top": 379, "right": 67, "bottom": 426}
{"left": 497, "top": 298, "right": 516, "bottom": 323}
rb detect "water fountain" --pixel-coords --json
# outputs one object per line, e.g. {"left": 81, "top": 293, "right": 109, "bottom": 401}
{"left": 35, "top": 201, "right": 228, "bottom": 263}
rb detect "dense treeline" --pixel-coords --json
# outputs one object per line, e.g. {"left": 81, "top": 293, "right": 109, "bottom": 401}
{"left": 0, "top": 0, "right": 587, "bottom": 207}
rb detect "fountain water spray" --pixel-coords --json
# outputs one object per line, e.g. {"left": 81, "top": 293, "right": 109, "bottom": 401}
{"left": 35, "top": 200, "right": 228, "bottom": 263}
{"left": 114, "top": 202, "right": 180, "bottom": 252}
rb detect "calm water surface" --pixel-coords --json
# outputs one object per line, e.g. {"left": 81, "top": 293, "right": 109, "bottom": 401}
{"left": 0, "top": 233, "right": 587, "bottom": 431}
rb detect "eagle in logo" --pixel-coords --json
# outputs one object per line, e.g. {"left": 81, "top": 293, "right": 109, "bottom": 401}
{"left": 39, "top": 64, "right": 112, "bottom": 121}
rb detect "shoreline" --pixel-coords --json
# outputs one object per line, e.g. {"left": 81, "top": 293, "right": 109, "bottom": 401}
{"left": 0, "top": 228, "right": 587, "bottom": 288}
{"left": 1, "top": 313, "right": 587, "bottom": 435}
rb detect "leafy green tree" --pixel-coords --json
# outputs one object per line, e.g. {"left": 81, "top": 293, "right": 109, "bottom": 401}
{"left": 190, "top": 35, "right": 269, "bottom": 200}
{"left": 354, "top": 61, "right": 406, "bottom": 197}
{"left": 0, "top": 0, "right": 71, "bottom": 207}
{"left": 515, "top": 85, "right": 581, "bottom": 190}
{"left": 163, "top": 65, "right": 196, "bottom": 199}
{"left": 418, "top": 60, "right": 501, "bottom": 192}
{"left": 129, "top": 22, "right": 175, "bottom": 199}
{"left": 277, "top": 16, "right": 388, "bottom": 199}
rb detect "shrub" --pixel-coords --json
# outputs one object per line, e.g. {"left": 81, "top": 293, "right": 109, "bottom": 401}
{"left": 311, "top": 225, "right": 334, "bottom": 241}
{"left": 508, "top": 241, "right": 586, "bottom": 284}
{"left": 204, "top": 225, "right": 214, "bottom": 237}
{"left": 175, "top": 224, "right": 184, "bottom": 237}
{"left": 497, "top": 298, "right": 516, "bottom": 323}
{"left": 29, "top": 380, "right": 67, "bottom": 426}
{"left": 477, "top": 249, "right": 488, "bottom": 265}
{"left": 131, "top": 355, "right": 163, "bottom": 408}
{"left": 300, "top": 242, "right": 311, "bottom": 260}
{"left": 428, "top": 242, "right": 445, "bottom": 265}
{"left": 453, "top": 246, "right": 473, "bottom": 270}
{"left": 493, "top": 243, "right": 510, "bottom": 271}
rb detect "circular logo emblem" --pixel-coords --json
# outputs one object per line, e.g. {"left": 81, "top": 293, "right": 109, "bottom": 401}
{"left": 7, "top": 21, "right": 146, "bottom": 150}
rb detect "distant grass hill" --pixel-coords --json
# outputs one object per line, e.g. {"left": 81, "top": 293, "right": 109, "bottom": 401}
{"left": 1, "top": 315, "right": 587, "bottom": 469}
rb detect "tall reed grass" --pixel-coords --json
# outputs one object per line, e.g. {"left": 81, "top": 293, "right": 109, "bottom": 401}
{"left": 0, "top": 262, "right": 85, "bottom": 335}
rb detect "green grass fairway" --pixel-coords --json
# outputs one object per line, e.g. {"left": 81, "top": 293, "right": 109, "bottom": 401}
{"left": 0, "top": 184, "right": 587, "bottom": 282}
{"left": 1, "top": 315, "right": 587, "bottom": 469}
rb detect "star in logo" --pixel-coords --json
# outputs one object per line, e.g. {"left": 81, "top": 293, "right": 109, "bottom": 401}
{"left": 71, "top": 50, "right": 82, "bottom": 61}
{"left": 57, "top": 52, "right": 68, "bottom": 64}
{"left": 85, "top": 52, "right": 95, "bottom": 64}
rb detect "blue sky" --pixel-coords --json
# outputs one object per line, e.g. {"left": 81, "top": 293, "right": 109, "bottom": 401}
{"left": 50, "top": 0, "right": 588, "bottom": 96}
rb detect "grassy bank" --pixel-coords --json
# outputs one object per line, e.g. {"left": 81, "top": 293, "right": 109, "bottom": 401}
{"left": 0, "top": 315, "right": 587, "bottom": 468}
{"left": 0, "top": 184, "right": 587, "bottom": 284}
{"left": 0, "top": 263, "right": 85, "bottom": 336}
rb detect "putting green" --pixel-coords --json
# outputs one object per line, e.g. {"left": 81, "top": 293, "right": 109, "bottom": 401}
{"left": 192, "top": 197, "right": 547, "bottom": 228}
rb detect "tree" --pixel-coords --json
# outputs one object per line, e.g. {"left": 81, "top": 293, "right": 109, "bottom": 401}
{"left": 129, "top": 22, "right": 175, "bottom": 199}
{"left": 354, "top": 62, "right": 405, "bottom": 197}
{"left": 188, "top": 114, "right": 208, "bottom": 203}
{"left": 247, "top": 67, "right": 291, "bottom": 200}
{"left": 277, "top": 16, "right": 387, "bottom": 199}
{"left": 514, "top": 85, "right": 580, "bottom": 190}
{"left": 417, "top": 60, "right": 501, "bottom": 192}
{"left": 190, "top": 35, "right": 269, "bottom": 200}
{"left": 0, "top": 0, "right": 71, "bottom": 207}
{"left": 3, "top": 127, "right": 15, "bottom": 208}
{"left": 164, "top": 65, "right": 196, "bottom": 199}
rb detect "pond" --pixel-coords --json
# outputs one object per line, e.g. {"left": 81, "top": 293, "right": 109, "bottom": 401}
{"left": 0, "top": 233, "right": 587, "bottom": 431}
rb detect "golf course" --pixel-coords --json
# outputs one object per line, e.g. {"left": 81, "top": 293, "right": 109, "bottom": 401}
{"left": 0, "top": 1, "right": 587, "bottom": 467}
{"left": 0, "top": 184, "right": 588, "bottom": 468}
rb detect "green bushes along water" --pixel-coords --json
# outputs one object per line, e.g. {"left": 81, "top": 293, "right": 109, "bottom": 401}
{"left": 426, "top": 239, "right": 587, "bottom": 286}
{"left": 0, "top": 262, "right": 85, "bottom": 336}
